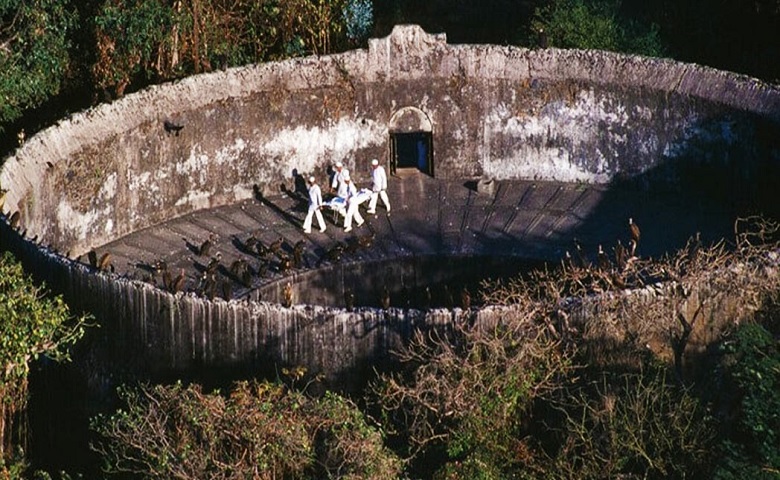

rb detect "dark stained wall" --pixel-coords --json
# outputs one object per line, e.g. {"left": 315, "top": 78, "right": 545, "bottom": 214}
{"left": 1, "top": 25, "right": 779, "bottom": 384}
{"left": 2, "top": 25, "right": 778, "bottom": 259}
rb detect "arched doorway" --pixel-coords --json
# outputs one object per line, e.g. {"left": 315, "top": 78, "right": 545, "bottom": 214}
{"left": 388, "top": 107, "right": 434, "bottom": 176}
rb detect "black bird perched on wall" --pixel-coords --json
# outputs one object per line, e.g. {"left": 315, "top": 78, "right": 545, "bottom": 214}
{"left": 197, "top": 268, "right": 213, "bottom": 290}
{"left": 256, "top": 259, "right": 269, "bottom": 278}
{"left": 278, "top": 254, "right": 292, "bottom": 274}
{"left": 87, "top": 249, "right": 98, "bottom": 269}
{"left": 380, "top": 286, "right": 391, "bottom": 310}
{"left": 9, "top": 211, "right": 21, "bottom": 230}
{"left": 420, "top": 285, "right": 432, "bottom": 310}
{"left": 244, "top": 235, "right": 258, "bottom": 250}
{"left": 442, "top": 284, "right": 454, "bottom": 309}
{"left": 230, "top": 257, "right": 253, "bottom": 287}
{"left": 597, "top": 245, "right": 611, "bottom": 272}
{"left": 255, "top": 239, "right": 270, "bottom": 259}
{"left": 537, "top": 26, "right": 549, "bottom": 49}
{"left": 614, "top": 240, "right": 627, "bottom": 272}
{"left": 162, "top": 268, "right": 173, "bottom": 291}
{"left": 170, "top": 269, "right": 186, "bottom": 293}
{"left": 628, "top": 217, "right": 641, "bottom": 246}
{"left": 230, "top": 257, "right": 248, "bottom": 279}
{"left": 98, "top": 252, "right": 112, "bottom": 272}
{"left": 573, "top": 239, "right": 589, "bottom": 269}
{"left": 460, "top": 286, "right": 472, "bottom": 310}
{"left": 269, "top": 237, "right": 284, "bottom": 257}
{"left": 344, "top": 289, "right": 355, "bottom": 312}
{"left": 562, "top": 251, "right": 575, "bottom": 271}
{"left": 198, "top": 233, "right": 216, "bottom": 257}
{"left": 205, "top": 254, "right": 221, "bottom": 276}
{"left": 293, "top": 240, "right": 305, "bottom": 268}
{"left": 282, "top": 282, "right": 293, "bottom": 307}
{"left": 221, "top": 278, "right": 233, "bottom": 300}
{"left": 163, "top": 120, "right": 184, "bottom": 136}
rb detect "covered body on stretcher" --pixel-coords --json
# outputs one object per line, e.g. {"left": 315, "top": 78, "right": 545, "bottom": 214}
{"left": 323, "top": 188, "right": 372, "bottom": 215}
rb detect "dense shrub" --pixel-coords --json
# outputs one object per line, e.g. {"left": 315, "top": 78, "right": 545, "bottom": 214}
{"left": 91, "top": 380, "right": 401, "bottom": 479}
{"left": 0, "top": 0, "right": 75, "bottom": 130}
{"left": 0, "top": 251, "right": 91, "bottom": 467}
{"left": 527, "top": 0, "right": 665, "bottom": 57}
{"left": 712, "top": 322, "right": 780, "bottom": 480}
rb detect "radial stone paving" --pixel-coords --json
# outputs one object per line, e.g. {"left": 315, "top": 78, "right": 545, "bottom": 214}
{"left": 100, "top": 169, "right": 740, "bottom": 300}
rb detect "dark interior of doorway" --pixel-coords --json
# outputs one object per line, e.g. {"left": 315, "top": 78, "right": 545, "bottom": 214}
{"left": 391, "top": 131, "right": 433, "bottom": 176}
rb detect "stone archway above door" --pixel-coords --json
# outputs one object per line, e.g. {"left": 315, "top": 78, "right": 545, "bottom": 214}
{"left": 388, "top": 106, "right": 433, "bottom": 133}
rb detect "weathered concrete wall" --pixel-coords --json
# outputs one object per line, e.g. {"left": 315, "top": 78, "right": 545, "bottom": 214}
{"left": 2, "top": 25, "right": 778, "bottom": 258}
{"left": 0, "top": 218, "right": 483, "bottom": 388}
{"left": 1, "top": 24, "right": 779, "bottom": 384}
{"left": 4, "top": 216, "right": 773, "bottom": 390}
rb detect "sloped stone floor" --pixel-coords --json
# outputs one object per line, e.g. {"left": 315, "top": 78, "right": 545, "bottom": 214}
{"left": 99, "top": 168, "right": 743, "bottom": 301}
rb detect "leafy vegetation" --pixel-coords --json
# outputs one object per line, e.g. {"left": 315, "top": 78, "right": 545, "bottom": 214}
{"left": 0, "top": 0, "right": 75, "bottom": 131}
{"left": 364, "top": 218, "right": 779, "bottom": 479}
{"left": 2, "top": 217, "right": 770, "bottom": 479}
{"left": 0, "top": 1, "right": 778, "bottom": 477}
{"left": 527, "top": 0, "right": 665, "bottom": 56}
{"left": 91, "top": 0, "right": 360, "bottom": 97}
{"left": 711, "top": 322, "right": 780, "bottom": 479}
{"left": 0, "top": 251, "right": 91, "bottom": 471}
{"left": 91, "top": 380, "right": 401, "bottom": 479}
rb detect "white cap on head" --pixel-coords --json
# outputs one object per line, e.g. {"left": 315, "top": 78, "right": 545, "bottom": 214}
{"left": 308, "top": 176, "right": 316, "bottom": 183}
{"left": 371, "top": 159, "right": 379, "bottom": 166}
{"left": 335, "top": 161, "right": 343, "bottom": 168}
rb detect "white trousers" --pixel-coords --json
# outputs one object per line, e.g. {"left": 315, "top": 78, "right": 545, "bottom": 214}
{"left": 344, "top": 201, "right": 364, "bottom": 229}
{"left": 303, "top": 205, "right": 326, "bottom": 232}
{"left": 368, "top": 190, "right": 391, "bottom": 212}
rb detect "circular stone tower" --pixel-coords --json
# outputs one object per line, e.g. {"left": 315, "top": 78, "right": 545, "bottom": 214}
{"left": 1, "top": 25, "right": 779, "bottom": 385}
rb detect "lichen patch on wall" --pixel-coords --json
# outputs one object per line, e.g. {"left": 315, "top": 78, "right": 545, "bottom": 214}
{"left": 260, "top": 117, "right": 385, "bottom": 174}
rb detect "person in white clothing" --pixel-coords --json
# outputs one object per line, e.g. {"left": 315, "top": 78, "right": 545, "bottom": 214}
{"left": 367, "top": 159, "right": 391, "bottom": 215}
{"left": 303, "top": 176, "right": 326, "bottom": 234}
{"left": 343, "top": 174, "right": 365, "bottom": 232}
{"left": 331, "top": 161, "right": 350, "bottom": 199}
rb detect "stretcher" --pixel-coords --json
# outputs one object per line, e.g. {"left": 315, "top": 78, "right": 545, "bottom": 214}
{"left": 324, "top": 189, "right": 372, "bottom": 222}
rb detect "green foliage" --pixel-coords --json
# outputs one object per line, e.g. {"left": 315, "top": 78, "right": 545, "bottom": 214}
{"left": 713, "top": 322, "right": 780, "bottom": 480}
{"left": 91, "top": 380, "right": 401, "bottom": 479}
{"left": 92, "top": 0, "right": 176, "bottom": 94}
{"left": 343, "top": 0, "right": 374, "bottom": 43}
{"left": 0, "top": 251, "right": 90, "bottom": 383}
{"left": 90, "top": 0, "right": 355, "bottom": 97}
{"left": 0, "top": 0, "right": 75, "bottom": 130}
{"left": 372, "top": 318, "right": 575, "bottom": 479}
{"left": 528, "top": 0, "right": 665, "bottom": 57}
{"left": 0, "top": 250, "right": 91, "bottom": 465}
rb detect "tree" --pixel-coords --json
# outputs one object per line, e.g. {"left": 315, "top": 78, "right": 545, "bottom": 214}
{"left": 343, "top": 0, "right": 374, "bottom": 45}
{"left": 0, "top": 251, "right": 91, "bottom": 468}
{"left": 0, "top": 0, "right": 75, "bottom": 131}
{"left": 371, "top": 217, "right": 779, "bottom": 478}
{"left": 712, "top": 322, "right": 780, "bottom": 480}
{"left": 91, "top": 0, "right": 355, "bottom": 98}
{"left": 371, "top": 311, "right": 576, "bottom": 479}
{"left": 91, "top": 379, "right": 401, "bottom": 479}
{"left": 527, "top": 0, "right": 665, "bottom": 57}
